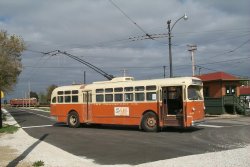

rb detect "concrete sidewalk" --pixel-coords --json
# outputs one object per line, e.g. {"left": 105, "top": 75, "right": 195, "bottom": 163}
{"left": 1, "top": 108, "right": 250, "bottom": 167}
{"left": 0, "top": 108, "right": 97, "bottom": 167}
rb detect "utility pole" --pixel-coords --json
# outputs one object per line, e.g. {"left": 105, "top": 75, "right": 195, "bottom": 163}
{"left": 28, "top": 81, "right": 31, "bottom": 108}
{"left": 167, "top": 14, "right": 188, "bottom": 78}
{"left": 83, "top": 71, "right": 86, "bottom": 84}
{"left": 167, "top": 20, "right": 173, "bottom": 78}
{"left": 163, "top": 66, "right": 166, "bottom": 78}
{"left": 187, "top": 44, "right": 197, "bottom": 76}
{"left": 23, "top": 91, "right": 24, "bottom": 107}
{"left": 198, "top": 66, "right": 202, "bottom": 75}
{"left": 0, "top": 89, "right": 2, "bottom": 128}
{"left": 123, "top": 69, "right": 127, "bottom": 77}
{"left": 25, "top": 92, "right": 27, "bottom": 107}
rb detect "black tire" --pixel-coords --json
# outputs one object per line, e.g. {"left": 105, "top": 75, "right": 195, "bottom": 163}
{"left": 141, "top": 112, "right": 158, "bottom": 132}
{"left": 68, "top": 111, "right": 80, "bottom": 128}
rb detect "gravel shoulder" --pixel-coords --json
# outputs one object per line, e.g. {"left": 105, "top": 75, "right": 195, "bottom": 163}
{"left": 1, "top": 108, "right": 250, "bottom": 167}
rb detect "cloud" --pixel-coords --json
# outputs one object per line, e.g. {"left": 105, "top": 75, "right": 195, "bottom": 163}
{"left": 0, "top": 0, "right": 249, "bottom": 99}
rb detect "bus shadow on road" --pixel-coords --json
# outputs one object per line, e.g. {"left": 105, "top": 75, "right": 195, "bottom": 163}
{"left": 53, "top": 123, "right": 142, "bottom": 132}
{"left": 82, "top": 124, "right": 140, "bottom": 132}
{"left": 53, "top": 122, "right": 202, "bottom": 133}
{"left": 161, "top": 126, "right": 202, "bottom": 133}
{"left": 53, "top": 122, "right": 68, "bottom": 127}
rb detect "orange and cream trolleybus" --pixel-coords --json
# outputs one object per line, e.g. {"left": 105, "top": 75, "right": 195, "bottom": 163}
{"left": 50, "top": 76, "right": 205, "bottom": 132}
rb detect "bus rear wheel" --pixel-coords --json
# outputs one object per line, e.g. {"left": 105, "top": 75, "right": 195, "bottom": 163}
{"left": 141, "top": 112, "right": 158, "bottom": 132}
{"left": 68, "top": 111, "right": 80, "bottom": 128}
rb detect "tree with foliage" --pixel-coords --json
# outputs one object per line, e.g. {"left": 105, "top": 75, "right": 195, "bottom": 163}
{"left": 46, "top": 84, "right": 57, "bottom": 103}
{"left": 0, "top": 30, "right": 25, "bottom": 128}
{"left": 0, "top": 30, "right": 26, "bottom": 92}
{"left": 38, "top": 92, "right": 47, "bottom": 105}
{"left": 30, "top": 91, "right": 39, "bottom": 100}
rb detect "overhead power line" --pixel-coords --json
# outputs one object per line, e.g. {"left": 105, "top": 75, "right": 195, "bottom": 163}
{"left": 201, "top": 38, "right": 250, "bottom": 60}
{"left": 109, "top": 0, "right": 154, "bottom": 41}
{"left": 229, "top": 38, "right": 250, "bottom": 53}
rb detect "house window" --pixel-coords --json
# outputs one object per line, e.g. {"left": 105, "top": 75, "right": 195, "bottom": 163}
{"left": 226, "top": 86, "right": 236, "bottom": 95}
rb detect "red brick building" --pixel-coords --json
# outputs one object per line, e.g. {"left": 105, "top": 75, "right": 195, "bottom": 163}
{"left": 240, "top": 86, "right": 250, "bottom": 108}
{"left": 198, "top": 72, "right": 242, "bottom": 98}
{"left": 197, "top": 72, "right": 248, "bottom": 115}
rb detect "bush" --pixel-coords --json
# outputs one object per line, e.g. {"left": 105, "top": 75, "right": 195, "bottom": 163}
{"left": 32, "top": 160, "right": 45, "bottom": 167}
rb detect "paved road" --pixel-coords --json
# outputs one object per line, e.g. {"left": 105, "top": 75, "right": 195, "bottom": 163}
{"left": 7, "top": 107, "right": 250, "bottom": 165}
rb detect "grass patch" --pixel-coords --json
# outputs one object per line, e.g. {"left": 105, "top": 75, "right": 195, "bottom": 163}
{"left": 32, "top": 160, "right": 45, "bottom": 167}
{"left": 0, "top": 124, "right": 19, "bottom": 134}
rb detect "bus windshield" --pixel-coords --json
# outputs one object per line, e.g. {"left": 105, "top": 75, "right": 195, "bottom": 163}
{"left": 188, "top": 85, "right": 203, "bottom": 100}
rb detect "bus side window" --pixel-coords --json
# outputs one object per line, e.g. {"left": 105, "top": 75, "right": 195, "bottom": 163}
{"left": 125, "top": 87, "right": 133, "bottom": 91}
{"left": 65, "top": 96, "right": 71, "bottom": 103}
{"left": 72, "top": 96, "right": 78, "bottom": 103}
{"left": 105, "top": 94, "right": 113, "bottom": 102}
{"left": 58, "top": 96, "right": 63, "bottom": 103}
{"left": 146, "top": 92, "right": 156, "bottom": 101}
{"left": 135, "top": 93, "right": 144, "bottom": 101}
{"left": 83, "top": 94, "right": 87, "bottom": 102}
{"left": 52, "top": 97, "right": 56, "bottom": 103}
{"left": 115, "top": 94, "right": 123, "bottom": 102}
{"left": 125, "top": 93, "right": 133, "bottom": 101}
{"left": 88, "top": 93, "right": 92, "bottom": 102}
{"left": 96, "top": 94, "right": 104, "bottom": 102}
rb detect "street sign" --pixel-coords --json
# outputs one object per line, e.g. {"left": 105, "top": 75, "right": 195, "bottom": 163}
{"left": 0, "top": 91, "right": 4, "bottom": 98}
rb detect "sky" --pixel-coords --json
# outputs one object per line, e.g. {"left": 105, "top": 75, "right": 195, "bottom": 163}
{"left": 0, "top": 0, "right": 250, "bottom": 99}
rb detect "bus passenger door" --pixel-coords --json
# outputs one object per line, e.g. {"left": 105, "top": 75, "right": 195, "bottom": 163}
{"left": 161, "top": 86, "right": 184, "bottom": 127}
{"left": 83, "top": 91, "right": 92, "bottom": 122}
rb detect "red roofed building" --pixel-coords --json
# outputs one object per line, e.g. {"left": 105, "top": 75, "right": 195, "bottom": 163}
{"left": 197, "top": 72, "right": 248, "bottom": 115}
{"left": 197, "top": 72, "right": 242, "bottom": 98}
{"left": 240, "top": 86, "right": 250, "bottom": 95}
{"left": 240, "top": 86, "right": 250, "bottom": 109}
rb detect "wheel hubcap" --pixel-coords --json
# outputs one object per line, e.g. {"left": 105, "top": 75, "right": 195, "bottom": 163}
{"left": 147, "top": 117, "right": 156, "bottom": 127}
{"left": 70, "top": 116, "right": 77, "bottom": 125}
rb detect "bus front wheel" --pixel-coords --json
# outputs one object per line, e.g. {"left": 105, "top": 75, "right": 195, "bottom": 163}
{"left": 68, "top": 111, "right": 80, "bottom": 128}
{"left": 141, "top": 112, "right": 158, "bottom": 132}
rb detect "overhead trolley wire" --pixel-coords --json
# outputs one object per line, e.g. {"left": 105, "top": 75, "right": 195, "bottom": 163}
{"left": 109, "top": 0, "right": 154, "bottom": 40}
{"left": 109, "top": 0, "right": 167, "bottom": 46}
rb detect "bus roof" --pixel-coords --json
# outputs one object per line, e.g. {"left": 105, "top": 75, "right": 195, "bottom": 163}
{"left": 52, "top": 76, "right": 202, "bottom": 93}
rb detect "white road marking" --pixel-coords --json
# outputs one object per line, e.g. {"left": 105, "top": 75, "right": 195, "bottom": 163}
{"left": 197, "top": 124, "right": 224, "bottom": 128}
{"left": 22, "top": 125, "right": 53, "bottom": 129}
{"left": 21, "top": 110, "right": 55, "bottom": 120}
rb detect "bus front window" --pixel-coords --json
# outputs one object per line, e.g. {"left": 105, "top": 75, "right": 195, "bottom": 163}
{"left": 188, "top": 85, "right": 203, "bottom": 100}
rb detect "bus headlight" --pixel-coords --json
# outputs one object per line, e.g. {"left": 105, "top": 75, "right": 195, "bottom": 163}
{"left": 192, "top": 107, "right": 196, "bottom": 112}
